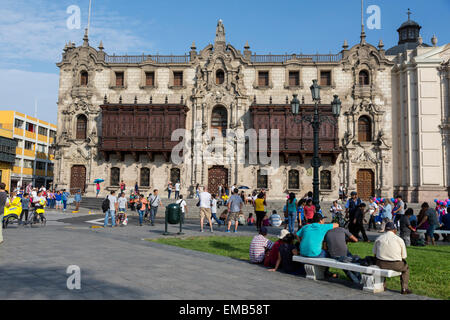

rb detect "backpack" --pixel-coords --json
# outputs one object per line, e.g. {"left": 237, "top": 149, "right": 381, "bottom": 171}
{"left": 102, "top": 196, "right": 110, "bottom": 213}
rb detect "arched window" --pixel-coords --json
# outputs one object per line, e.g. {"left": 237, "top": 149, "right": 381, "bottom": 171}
{"left": 76, "top": 115, "right": 87, "bottom": 140}
{"left": 358, "top": 116, "right": 372, "bottom": 142}
{"left": 288, "top": 170, "right": 299, "bottom": 189}
{"left": 359, "top": 70, "right": 369, "bottom": 85}
{"left": 257, "top": 169, "right": 268, "bottom": 189}
{"left": 320, "top": 170, "right": 331, "bottom": 190}
{"left": 140, "top": 168, "right": 150, "bottom": 187}
{"left": 211, "top": 106, "right": 227, "bottom": 137}
{"left": 216, "top": 70, "right": 225, "bottom": 85}
{"left": 170, "top": 168, "right": 180, "bottom": 184}
{"left": 80, "top": 71, "right": 88, "bottom": 86}
{"left": 110, "top": 167, "right": 120, "bottom": 186}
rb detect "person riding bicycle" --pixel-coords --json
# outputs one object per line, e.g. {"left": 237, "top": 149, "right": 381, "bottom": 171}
{"left": 33, "top": 190, "right": 47, "bottom": 223}
{"left": 3, "top": 191, "right": 22, "bottom": 228}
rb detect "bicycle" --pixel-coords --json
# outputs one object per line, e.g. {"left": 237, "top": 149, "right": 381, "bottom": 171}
{"left": 26, "top": 207, "right": 46, "bottom": 227}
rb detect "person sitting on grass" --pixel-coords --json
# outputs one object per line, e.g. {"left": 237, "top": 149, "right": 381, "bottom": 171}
{"left": 296, "top": 213, "right": 339, "bottom": 278}
{"left": 269, "top": 210, "right": 282, "bottom": 227}
{"left": 247, "top": 212, "right": 255, "bottom": 226}
{"left": 373, "top": 222, "right": 412, "bottom": 295}
{"left": 219, "top": 209, "right": 228, "bottom": 225}
{"left": 268, "top": 233, "right": 305, "bottom": 275}
{"left": 249, "top": 226, "right": 274, "bottom": 264}
{"left": 264, "top": 229, "right": 290, "bottom": 268}
{"left": 324, "top": 227, "right": 360, "bottom": 283}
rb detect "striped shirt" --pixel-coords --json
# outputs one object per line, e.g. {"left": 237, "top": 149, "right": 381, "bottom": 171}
{"left": 249, "top": 235, "right": 274, "bottom": 263}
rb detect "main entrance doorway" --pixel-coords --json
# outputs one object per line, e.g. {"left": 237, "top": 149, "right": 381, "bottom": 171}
{"left": 208, "top": 166, "right": 228, "bottom": 195}
{"left": 357, "top": 169, "right": 374, "bottom": 201}
{"left": 70, "top": 165, "right": 86, "bottom": 194}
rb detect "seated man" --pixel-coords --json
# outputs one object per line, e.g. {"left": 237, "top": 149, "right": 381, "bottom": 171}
{"left": 324, "top": 227, "right": 360, "bottom": 283}
{"left": 372, "top": 222, "right": 412, "bottom": 295}
{"left": 296, "top": 213, "right": 338, "bottom": 258}
{"left": 269, "top": 210, "right": 282, "bottom": 227}
{"left": 249, "top": 227, "right": 274, "bottom": 264}
{"left": 296, "top": 213, "right": 339, "bottom": 277}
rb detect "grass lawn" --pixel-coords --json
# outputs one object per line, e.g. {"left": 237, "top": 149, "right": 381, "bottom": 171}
{"left": 148, "top": 236, "right": 450, "bottom": 300}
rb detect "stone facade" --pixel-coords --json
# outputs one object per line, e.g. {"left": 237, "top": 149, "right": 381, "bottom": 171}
{"left": 55, "top": 21, "right": 398, "bottom": 200}
{"left": 390, "top": 43, "right": 450, "bottom": 202}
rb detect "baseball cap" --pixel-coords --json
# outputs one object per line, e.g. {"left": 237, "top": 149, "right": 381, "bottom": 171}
{"left": 385, "top": 222, "right": 396, "bottom": 231}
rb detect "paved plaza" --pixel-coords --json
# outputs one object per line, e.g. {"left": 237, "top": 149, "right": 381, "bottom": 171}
{"left": 0, "top": 208, "right": 433, "bottom": 300}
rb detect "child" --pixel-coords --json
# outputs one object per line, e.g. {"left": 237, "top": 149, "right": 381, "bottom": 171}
{"left": 247, "top": 212, "right": 255, "bottom": 226}
{"left": 20, "top": 193, "right": 30, "bottom": 225}
{"left": 210, "top": 194, "right": 222, "bottom": 226}
{"left": 219, "top": 209, "right": 228, "bottom": 225}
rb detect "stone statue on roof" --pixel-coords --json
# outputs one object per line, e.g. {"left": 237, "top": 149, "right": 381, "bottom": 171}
{"left": 215, "top": 19, "right": 225, "bottom": 43}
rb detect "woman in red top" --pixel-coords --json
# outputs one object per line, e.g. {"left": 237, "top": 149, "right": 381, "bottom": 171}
{"left": 303, "top": 199, "right": 316, "bottom": 224}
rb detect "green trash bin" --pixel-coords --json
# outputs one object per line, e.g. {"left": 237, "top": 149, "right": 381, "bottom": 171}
{"left": 166, "top": 203, "right": 181, "bottom": 224}
{"left": 163, "top": 203, "right": 184, "bottom": 235}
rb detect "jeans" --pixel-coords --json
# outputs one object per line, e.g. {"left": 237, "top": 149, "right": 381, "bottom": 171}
{"left": 211, "top": 212, "right": 223, "bottom": 225}
{"left": 368, "top": 215, "right": 377, "bottom": 230}
{"left": 138, "top": 210, "right": 145, "bottom": 225}
{"left": 104, "top": 209, "right": 116, "bottom": 227}
{"left": 288, "top": 211, "right": 296, "bottom": 233}
{"left": 168, "top": 190, "right": 171, "bottom": 199}
{"left": 63, "top": 200, "right": 67, "bottom": 210}
{"left": 310, "top": 249, "right": 328, "bottom": 258}
{"left": 175, "top": 191, "right": 179, "bottom": 199}
{"left": 150, "top": 206, "right": 158, "bottom": 223}
{"left": 332, "top": 251, "right": 361, "bottom": 283}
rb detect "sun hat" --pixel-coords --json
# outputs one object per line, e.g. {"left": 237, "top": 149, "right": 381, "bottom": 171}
{"left": 278, "top": 229, "right": 290, "bottom": 239}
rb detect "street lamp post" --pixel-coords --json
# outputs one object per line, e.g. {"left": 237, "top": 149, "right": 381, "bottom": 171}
{"left": 290, "top": 80, "right": 341, "bottom": 211}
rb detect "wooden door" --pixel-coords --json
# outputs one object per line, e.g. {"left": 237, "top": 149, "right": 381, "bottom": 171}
{"left": 208, "top": 166, "right": 228, "bottom": 195}
{"left": 70, "top": 165, "right": 86, "bottom": 194}
{"left": 357, "top": 169, "right": 374, "bottom": 201}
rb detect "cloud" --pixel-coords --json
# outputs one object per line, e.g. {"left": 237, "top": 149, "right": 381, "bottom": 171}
{"left": 0, "top": 0, "right": 155, "bottom": 68}
{"left": 0, "top": 69, "right": 59, "bottom": 124}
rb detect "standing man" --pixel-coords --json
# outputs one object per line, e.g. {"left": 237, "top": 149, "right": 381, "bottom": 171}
{"left": 62, "top": 189, "right": 69, "bottom": 212}
{"left": 199, "top": 186, "right": 213, "bottom": 233}
{"left": 351, "top": 203, "right": 369, "bottom": 242}
{"left": 218, "top": 184, "right": 223, "bottom": 200}
{"left": 148, "top": 189, "right": 163, "bottom": 226}
{"left": 345, "top": 191, "right": 361, "bottom": 234}
{"left": 104, "top": 191, "right": 118, "bottom": 227}
{"left": 227, "top": 188, "right": 243, "bottom": 233}
{"left": 373, "top": 222, "right": 412, "bottom": 294}
{"left": 167, "top": 182, "right": 172, "bottom": 199}
{"left": 174, "top": 181, "right": 181, "bottom": 200}
{"left": 134, "top": 181, "right": 139, "bottom": 195}
{"left": 176, "top": 195, "right": 188, "bottom": 221}
{"left": 0, "top": 183, "right": 7, "bottom": 245}
{"left": 74, "top": 190, "right": 82, "bottom": 212}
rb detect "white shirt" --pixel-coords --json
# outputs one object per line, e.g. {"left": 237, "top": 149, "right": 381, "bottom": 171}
{"left": 175, "top": 183, "right": 180, "bottom": 191}
{"left": 31, "top": 191, "right": 37, "bottom": 199}
{"left": 199, "top": 192, "right": 211, "bottom": 208}
{"left": 373, "top": 231, "right": 407, "bottom": 261}
{"left": 107, "top": 195, "right": 117, "bottom": 211}
{"left": 118, "top": 197, "right": 127, "bottom": 209}
{"left": 211, "top": 198, "right": 217, "bottom": 214}
{"left": 176, "top": 199, "right": 187, "bottom": 213}
{"left": 369, "top": 202, "right": 378, "bottom": 214}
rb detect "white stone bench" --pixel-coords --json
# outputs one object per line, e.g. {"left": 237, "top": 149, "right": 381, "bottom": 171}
{"left": 292, "top": 256, "right": 401, "bottom": 293}
{"left": 416, "top": 229, "right": 450, "bottom": 235}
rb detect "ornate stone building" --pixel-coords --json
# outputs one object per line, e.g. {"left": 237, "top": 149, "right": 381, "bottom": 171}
{"left": 55, "top": 19, "right": 399, "bottom": 200}
{"left": 388, "top": 15, "right": 450, "bottom": 202}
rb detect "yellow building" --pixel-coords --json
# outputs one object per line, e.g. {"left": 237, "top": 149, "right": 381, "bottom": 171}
{"left": 0, "top": 111, "right": 57, "bottom": 190}
{"left": 0, "top": 122, "right": 16, "bottom": 191}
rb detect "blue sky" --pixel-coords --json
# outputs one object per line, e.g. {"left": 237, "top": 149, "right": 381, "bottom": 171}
{"left": 0, "top": 0, "right": 449, "bottom": 123}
